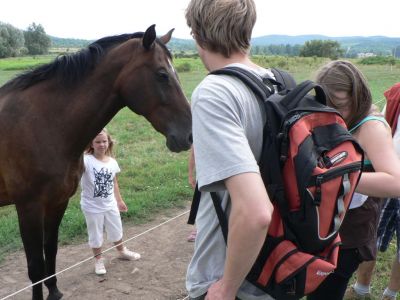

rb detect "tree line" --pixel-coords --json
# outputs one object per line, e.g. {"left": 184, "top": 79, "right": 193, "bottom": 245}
{"left": 250, "top": 40, "right": 344, "bottom": 59}
{"left": 0, "top": 22, "right": 50, "bottom": 58}
{"left": 0, "top": 21, "right": 354, "bottom": 60}
{"left": 1, "top": 21, "right": 398, "bottom": 61}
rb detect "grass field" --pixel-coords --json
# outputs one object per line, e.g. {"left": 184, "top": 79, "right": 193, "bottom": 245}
{"left": 0, "top": 55, "right": 399, "bottom": 298}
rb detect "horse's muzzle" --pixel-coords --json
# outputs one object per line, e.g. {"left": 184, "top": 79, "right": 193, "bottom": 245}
{"left": 166, "top": 132, "right": 192, "bottom": 152}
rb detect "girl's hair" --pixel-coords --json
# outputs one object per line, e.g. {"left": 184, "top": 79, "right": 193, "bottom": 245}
{"left": 85, "top": 128, "right": 115, "bottom": 157}
{"left": 185, "top": 0, "right": 256, "bottom": 58}
{"left": 315, "top": 60, "right": 372, "bottom": 129}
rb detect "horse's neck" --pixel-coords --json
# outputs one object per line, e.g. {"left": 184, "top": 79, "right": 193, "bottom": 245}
{"left": 66, "top": 42, "right": 140, "bottom": 143}
{"left": 55, "top": 77, "right": 124, "bottom": 156}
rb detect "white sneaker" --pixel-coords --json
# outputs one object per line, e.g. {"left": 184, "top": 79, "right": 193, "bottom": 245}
{"left": 95, "top": 257, "right": 106, "bottom": 275}
{"left": 118, "top": 247, "right": 141, "bottom": 261}
{"left": 344, "top": 286, "right": 371, "bottom": 299}
{"left": 381, "top": 295, "right": 396, "bottom": 300}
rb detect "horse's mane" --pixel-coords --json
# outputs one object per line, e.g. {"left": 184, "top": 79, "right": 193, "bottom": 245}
{"left": 0, "top": 32, "right": 150, "bottom": 92}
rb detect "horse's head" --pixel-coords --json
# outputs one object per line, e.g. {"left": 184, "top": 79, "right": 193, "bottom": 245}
{"left": 114, "top": 25, "right": 192, "bottom": 152}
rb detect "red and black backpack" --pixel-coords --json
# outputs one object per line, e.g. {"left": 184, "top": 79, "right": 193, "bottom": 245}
{"left": 188, "top": 66, "right": 364, "bottom": 299}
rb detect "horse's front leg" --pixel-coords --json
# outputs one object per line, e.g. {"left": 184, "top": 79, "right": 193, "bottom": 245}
{"left": 16, "top": 201, "right": 45, "bottom": 300}
{"left": 43, "top": 200, "right": 69, "bottom": 300}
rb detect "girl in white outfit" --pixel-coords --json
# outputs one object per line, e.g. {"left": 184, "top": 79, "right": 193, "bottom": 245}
{"left": 81, "top": 128, "right": 140, "bottom": 275}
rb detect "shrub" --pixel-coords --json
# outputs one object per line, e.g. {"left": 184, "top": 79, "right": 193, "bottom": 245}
{"left": 359, "top": 56, "right": 398, "bottom": 65}
{"left": 175, "top": 62, "right": 192, "bottom": 72}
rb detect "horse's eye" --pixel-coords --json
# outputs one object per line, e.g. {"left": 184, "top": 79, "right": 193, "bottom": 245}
{"left": 157, "top": 70, "right": 169, "bottom": 82}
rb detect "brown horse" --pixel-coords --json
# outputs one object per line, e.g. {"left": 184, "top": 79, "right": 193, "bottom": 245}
{"left": 0, "top": 25, "right": 192, "bottom": 300}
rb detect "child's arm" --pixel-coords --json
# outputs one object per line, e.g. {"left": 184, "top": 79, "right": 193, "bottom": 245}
{"left": 114, "top": 176, "right": 128, "bottom": 212}
{"left": 188, "top": 146, "right": 196, "bottom": 189}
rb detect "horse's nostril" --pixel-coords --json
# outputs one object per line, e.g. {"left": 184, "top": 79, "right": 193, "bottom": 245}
{"left": 188, "top": 133, "right": 193, "bottom": 144}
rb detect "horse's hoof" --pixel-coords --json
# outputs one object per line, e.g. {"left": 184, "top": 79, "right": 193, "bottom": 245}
{"left": 47, "top": 290, "right": 63, "bottom": 300}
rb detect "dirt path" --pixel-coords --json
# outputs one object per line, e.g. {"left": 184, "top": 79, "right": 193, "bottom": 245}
{"left": 0, "top": 204, "right": 195, "bottom": 300}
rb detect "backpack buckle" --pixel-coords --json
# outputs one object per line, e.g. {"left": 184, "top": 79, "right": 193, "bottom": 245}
{"left": 313, "top": 175, "right": 323, "bottom": 206}
{"left": 317, "top": 154, "right": 333, "bottom": 169}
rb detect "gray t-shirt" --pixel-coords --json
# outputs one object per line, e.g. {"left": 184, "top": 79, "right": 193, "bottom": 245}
{"left": 186, "top": 63, "right": 275, "bottom": 300}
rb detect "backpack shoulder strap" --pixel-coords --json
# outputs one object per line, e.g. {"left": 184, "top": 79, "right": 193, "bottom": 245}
{"left": 187, "top": 183, "right": 201, "bottom": 225}
{"left": 187, "top": 186, "right": 229, "bottom": 244}
{"left": 210, "top": 192, "right": 228, "bottom": 244}
{"left": 209, "top": 66, "right": 275, "bottom": 101}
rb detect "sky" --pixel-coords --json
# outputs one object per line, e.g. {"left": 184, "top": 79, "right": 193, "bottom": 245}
{"left": 1, "top": 0, "right": 399, "bottom": 41}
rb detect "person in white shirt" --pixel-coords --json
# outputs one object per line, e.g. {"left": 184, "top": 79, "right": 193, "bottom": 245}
{"left": 80, "top": 128, "right": 140, "bottom": 275}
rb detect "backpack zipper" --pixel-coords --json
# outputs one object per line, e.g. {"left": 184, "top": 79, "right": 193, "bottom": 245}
{"left": 312, "top": 162, "right": 362, "bottom": 205}
{"left": 314, "top": 162, "right": 362, "bottom": 183}
{"left": 279, "top": 112, "right": 308, "bottom": 162}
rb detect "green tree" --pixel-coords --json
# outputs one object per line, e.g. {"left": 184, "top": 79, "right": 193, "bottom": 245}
{"left": 300, "top": 39, "right": 344, "bottom": 59}
{"left": 24, "top": 22, "right": 51, "bottom": 55}
{"left": 0, "top": 22, "right": 25, "bottom": 58}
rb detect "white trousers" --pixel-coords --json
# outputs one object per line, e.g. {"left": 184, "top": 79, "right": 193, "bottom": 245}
{"left": 83, "top": 208, "right": 123, "bottom": 248}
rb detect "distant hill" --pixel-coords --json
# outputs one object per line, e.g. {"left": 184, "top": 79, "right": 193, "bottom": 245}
{"left": 50, "top": 35, "right": 400, "bottom": 57}
{"left": 49, "top": 36, "right": 196, "bottom": 52}
{"left": 168, "top": 38, "right": 196, "bottom": 52}
{"left": 251, "top": 35, "right": 400, "bottom": 56}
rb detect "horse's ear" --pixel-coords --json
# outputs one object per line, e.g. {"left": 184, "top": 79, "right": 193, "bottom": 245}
{"left": 159, "top": 28, "right": 174, "bottom": 45}
{"left": 143, "top": 24, "right": 156, "bottom": 50}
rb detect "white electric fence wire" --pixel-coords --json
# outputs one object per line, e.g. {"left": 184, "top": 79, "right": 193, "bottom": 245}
{"left": 375, "top": 97, "right": 386, "bottom": 107}
{"left": 0, "top": 209, "right": 190, "bottom": 300}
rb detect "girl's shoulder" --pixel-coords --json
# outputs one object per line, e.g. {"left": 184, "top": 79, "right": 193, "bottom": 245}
{"left": 83, "top": 153, "right": 93, "bottom": 162}
{"left": 355, "top": 116, "right": 392, "bottom": 151}
{"left": 350, "top": 115, "right": 389, "bottom": 133}
{"left": 104, "top": 156, "right": 119, "bottom": 168}
{"left": 108, "top": 157, "right": 121, "bottom": 173}
{"left": 358, "top": 117, "right": 390, "bottom": 136}
{"left": 109, "top": 157, "right": 118, "bottom": 165}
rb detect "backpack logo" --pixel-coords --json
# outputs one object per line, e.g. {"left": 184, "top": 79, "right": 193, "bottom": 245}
{"left": 330, "top": 151, "right": 348, "bottom": 166}
{"left": 316, "top": 270, "right": 334, "bottom": 276}
{"left": 318, "top": 151, "right": 348, "bottom": 168}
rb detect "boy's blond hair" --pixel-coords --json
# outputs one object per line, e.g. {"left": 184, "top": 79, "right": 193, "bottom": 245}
{"left": 185, "top": 0, "right": 256, "bottom": 58}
